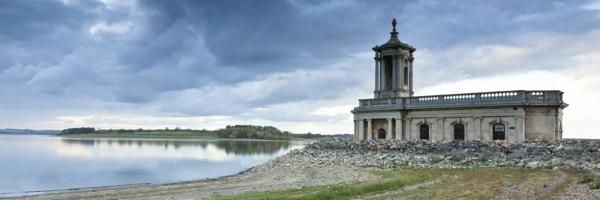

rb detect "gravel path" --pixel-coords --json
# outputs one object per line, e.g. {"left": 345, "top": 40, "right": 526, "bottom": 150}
{"left": 553, "top": 183, "right": 600, "bottom": 200}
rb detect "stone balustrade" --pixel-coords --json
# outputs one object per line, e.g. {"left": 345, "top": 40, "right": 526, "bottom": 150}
{"left": 357, "top": 90, "right": 565, "bottom": 111}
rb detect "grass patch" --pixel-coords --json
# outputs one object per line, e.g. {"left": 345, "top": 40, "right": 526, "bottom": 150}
{"left": 575, "top": 170, "right": 600, "bottom": 190}
{"left": 591, "top": 180, "right": 600, "bottom": 190}
{"left": 214, "top": 168, "right": 446, "bottom": 200}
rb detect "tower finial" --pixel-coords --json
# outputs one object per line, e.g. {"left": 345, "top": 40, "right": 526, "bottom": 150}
{"left": 389, "top": 18, "right": 399, "bottom": 41}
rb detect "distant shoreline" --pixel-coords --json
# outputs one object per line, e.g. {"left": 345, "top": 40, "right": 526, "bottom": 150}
{"left": 56, "top": 134, "right": 317, "bottom": 142}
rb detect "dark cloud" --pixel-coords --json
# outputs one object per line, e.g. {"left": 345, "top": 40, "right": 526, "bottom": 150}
{"left": 0, "top": 0, "right": 599, "bottom": 130}
{"left": 399, "top": 0, "right": 600, "bottom": 49}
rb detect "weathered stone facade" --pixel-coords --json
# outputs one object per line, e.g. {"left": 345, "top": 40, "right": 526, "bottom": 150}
{"left": 352, "top": 19, "right": 567, "bottom": 143}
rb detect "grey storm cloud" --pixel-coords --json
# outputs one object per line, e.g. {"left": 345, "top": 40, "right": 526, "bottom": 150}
{"left": 0, "top": 0, "right": 599, "bottom": 129}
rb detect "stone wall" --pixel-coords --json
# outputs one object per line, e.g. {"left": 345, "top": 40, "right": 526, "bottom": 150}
{"left": 525, "top": 107, "right": 561, "bottom": 140}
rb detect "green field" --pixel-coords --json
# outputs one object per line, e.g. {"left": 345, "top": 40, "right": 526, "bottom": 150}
{"left": 214, "top": 167, "right": 587, "bottom": 200}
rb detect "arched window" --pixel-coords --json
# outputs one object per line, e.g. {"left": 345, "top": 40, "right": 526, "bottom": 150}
{"left": 419, "top": 124, "right": 429, "bottom": 140}
{"left": 377, "top": 128, "right": 386, "bottom": 140}
{"left": 493, "top": 123, "right": 505, "bottom": 140}
{"left": 453, "top": 124, "right": 465, "bottom": 140}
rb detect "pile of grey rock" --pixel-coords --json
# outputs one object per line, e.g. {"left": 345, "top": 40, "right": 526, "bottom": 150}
{"left": 281, "top": 138, "right": 600, "bottom": 169}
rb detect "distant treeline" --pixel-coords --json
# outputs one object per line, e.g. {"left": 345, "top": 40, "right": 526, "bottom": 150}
{"left": 0, "top": 129, "right": 60, "bottom": 135}
{"left": 58, "top": 125, "right": 338, "bottom": 140}
{"left": 60, "top": 127, "right": 95, "bottom": 135}
{"left": 215, "top": 125, "right": 291, "bottom": 140}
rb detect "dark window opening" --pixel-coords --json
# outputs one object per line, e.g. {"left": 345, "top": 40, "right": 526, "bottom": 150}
{"left": 377, "top": 128, "right": 386, "bottom": 139}
{"left": 419, "top": 124, "right": 429, "bottom": 140}
{"left": 493, "top": 123, "right": 506, "bottom": 140}
{"left": 454, "top": 124, "right": 465, "bottom": 140}
{"left": 403, "top": 67, "right": 408, "bottom": 85}
{"left": 384, "top": 56, "right": 393, "bottom": 90}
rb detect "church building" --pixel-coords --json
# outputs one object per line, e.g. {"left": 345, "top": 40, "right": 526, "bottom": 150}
{"left": 352, "top": 19, "right": 567, "bottom": 143}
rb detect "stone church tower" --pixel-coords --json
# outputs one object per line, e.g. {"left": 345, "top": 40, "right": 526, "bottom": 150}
{"left": 372, "top": 18, "right": 415, "bottom": 98}
{"left": 352, "top": 19, "right": 567, "bottom": 143}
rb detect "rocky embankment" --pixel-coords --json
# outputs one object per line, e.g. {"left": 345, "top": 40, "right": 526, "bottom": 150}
{"left": 275, "top": 139, "right": 600, "bottom": 169}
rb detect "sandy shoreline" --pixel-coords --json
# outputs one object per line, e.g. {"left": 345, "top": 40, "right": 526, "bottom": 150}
{"left": 3, "top": 150, "right": 374, "bottom": 200}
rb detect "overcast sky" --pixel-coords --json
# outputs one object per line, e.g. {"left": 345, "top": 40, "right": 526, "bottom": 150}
{"left": 1, "top": 0, "right": 599, "bottom": 138}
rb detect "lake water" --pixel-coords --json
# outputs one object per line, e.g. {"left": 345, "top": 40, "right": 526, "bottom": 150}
{"left": 0, "top": 135, "right": 307, "bottom": 197}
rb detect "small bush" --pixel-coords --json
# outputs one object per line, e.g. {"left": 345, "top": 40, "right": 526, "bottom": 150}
{"left": 591, "top": 180, "right": 600, "bottom": 190}
{"left": 480, "top": 156, "right": 490, "bottom": 163}
{"left": 579, "top": 173, "right": 595, "bottom": 184}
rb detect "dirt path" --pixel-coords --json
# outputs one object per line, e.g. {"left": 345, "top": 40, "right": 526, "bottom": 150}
{"left": 356, "top": 178, "right": 443, "bottom": 200}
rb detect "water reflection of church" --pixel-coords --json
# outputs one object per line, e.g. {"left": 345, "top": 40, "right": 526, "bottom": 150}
{"left": 352, "top": 19, "right": 567, "bottom": 143}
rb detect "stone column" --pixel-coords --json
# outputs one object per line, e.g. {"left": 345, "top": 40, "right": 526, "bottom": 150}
{"left": 407, "top": 118, "right": 413, "bottom": 140}
{"left": 367, "top": 119, "right": 373, "bottom": 141}
{"left": 474, "top": 117, "right": 481, "bottom": 141}
{"left": 437, "top": 118, "right": 444, "bottom": 142}
{"left": 409, "top": 55, "right": 414, "bottom": 96}
{"left": 395, "top": 118, "right": 403, "bottom": 140}
{"left": 374, "top": 56, "right": 380, "bottom": 91}
{"left": 358, "top": 119, "right": 365, "bottom": 141}
{"left": 516, "top": 116, "right": 525, "bottom": 142}
{"left": 353, "top": 120, "right": 359, "bottom": 141}
{"left": 387, "top": 118, "right": 393, "bottom": 140}
{"left": 468, "top": 120, "right": 475, "bottom": 141}
{"left": 380, "top": 58, "right": 386, "bottom": 91}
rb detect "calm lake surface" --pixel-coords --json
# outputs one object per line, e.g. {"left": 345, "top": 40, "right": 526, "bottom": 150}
{"left": 0, "top": 135, "right": 307, "bottom": 197}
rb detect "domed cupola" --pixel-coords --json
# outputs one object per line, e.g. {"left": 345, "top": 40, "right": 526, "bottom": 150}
{"left": 372, "top": 18, "right": 415, "bottom": 98}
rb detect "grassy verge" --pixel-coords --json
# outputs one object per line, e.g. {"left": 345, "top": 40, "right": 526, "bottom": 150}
{"left": 213, "top": 168, "right": 581, "bottom": 200}
{"left": 213, "top": 168, "right": 448, "bottom": 200}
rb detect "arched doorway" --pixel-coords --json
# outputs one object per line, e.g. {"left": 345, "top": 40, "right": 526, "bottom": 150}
{"left": 493, "top": 123, "right": 505, "bottom": 140}
{"left": 454, "top": 124, "right": 465, "bottom": 140}
{"left": 377, "top": 128, "right": 386, "bottom": 140}
{"left": 419, "top": 124, "right": 429, "bottom": 140}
